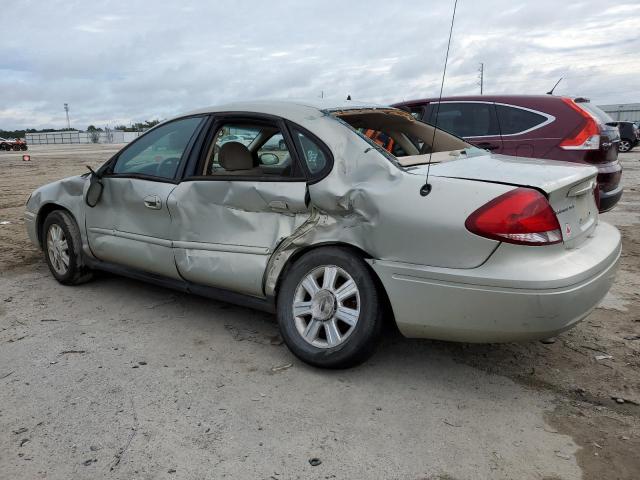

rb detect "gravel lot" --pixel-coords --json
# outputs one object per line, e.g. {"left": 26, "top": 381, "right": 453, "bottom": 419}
{"left": 1, "top": 144, "right": 638, "bottom": 479}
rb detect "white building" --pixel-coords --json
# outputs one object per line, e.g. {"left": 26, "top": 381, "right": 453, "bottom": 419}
{"left": 598, "top": 103, "right": 640, "bottom": 122}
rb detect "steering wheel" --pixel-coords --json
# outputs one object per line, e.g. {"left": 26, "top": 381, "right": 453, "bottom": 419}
{"left": 158, "top": 156, "right": 180, "bottom": 177}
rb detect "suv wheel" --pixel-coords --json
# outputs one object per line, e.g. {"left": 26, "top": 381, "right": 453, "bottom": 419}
{"left": 277, "top": 247, "right": 383, "bottom": 368}
{"left": 618, "top": 139, "right": 632, "bottom": 152}
{"left": 43, "top": 210, "right": 93, "bottom": 285}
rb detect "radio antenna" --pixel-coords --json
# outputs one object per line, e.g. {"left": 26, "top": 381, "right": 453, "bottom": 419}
{"left": 421, "top": 0, "right": 459, "bottom": 197}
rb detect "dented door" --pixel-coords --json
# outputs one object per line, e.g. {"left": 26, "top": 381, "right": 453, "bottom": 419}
{"left": 168, "top": 180, "right": 309, "bottom": 296}
{"left": 85, "top": 177, "right": 180, "bottom": 279}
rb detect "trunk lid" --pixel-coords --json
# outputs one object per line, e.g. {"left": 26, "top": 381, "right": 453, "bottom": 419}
{"left": 410, "top": 153, "right": 599, "bottom": 247}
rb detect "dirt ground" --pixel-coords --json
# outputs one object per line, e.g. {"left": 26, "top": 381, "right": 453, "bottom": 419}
{"left": 0, "top": 144, "right": 638, "bottom": 479}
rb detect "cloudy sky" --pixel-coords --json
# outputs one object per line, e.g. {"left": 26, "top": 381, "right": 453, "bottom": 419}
{"left": 2, "top": 0, "right": 639, "bottom": 129}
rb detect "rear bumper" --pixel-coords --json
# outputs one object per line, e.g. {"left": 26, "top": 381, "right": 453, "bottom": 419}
{"left": 599, "top": 184, "right": 623, "bottom": 212}
{"left": 596, "top": 161, "right": 623, "bottom": 212}
{"left": 369, "top": 222, "right": 621, "bottom": 343}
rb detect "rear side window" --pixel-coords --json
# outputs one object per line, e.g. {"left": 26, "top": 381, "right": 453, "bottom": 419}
{"left": 496, "top": 105, "right": 548, "bottom": 135}
{"left": 426, "top": 102, "right": 500, "bottom": 137}
{"left": 293, "top": 130, "right": 328, "bottom": 174}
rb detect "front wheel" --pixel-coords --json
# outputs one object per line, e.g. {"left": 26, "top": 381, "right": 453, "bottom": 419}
{"left": 618, "top": 139, "right": 632, "bottom": 152}
{"left": 43, "top": 210, "right": 93, "bottom": 285}
{"left": 277, "top": 247, "right": 383, "bottom": 368}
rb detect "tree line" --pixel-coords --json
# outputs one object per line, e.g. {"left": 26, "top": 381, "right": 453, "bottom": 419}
{"left": 1, "top": 120, "right": 161, "bottom": 139}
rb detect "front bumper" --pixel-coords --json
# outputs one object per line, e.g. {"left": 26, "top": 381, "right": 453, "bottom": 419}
{"left": 370, "top": 222, "right": 621, "bottom": 343}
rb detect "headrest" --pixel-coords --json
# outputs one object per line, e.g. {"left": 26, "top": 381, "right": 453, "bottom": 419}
{"left": 219, "top": 142, "right": 253, "bottom": 171}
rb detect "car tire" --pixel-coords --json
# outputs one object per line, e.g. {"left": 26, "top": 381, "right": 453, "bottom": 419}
{"left": 42, "top": 210, "right": 93, "bottom": 285}
{"left": 277, "top": 247, "right": 383, "bottom": 369}
{"left": 618, "top": 139, "right": 632, "bottom": 152}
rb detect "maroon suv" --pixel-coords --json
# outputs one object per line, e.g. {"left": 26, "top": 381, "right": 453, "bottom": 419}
{"left": 392, "top": 95, "right": 623, "bottom": 212}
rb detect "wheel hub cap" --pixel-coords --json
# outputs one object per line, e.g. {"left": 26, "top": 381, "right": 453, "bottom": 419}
{"left": 292, "top": 265, "right": 361, "bottom": 349}
{"left": 311, "top": 289, "right": 336, "bottom": 321}
{"left": 47, "top": 224, "right": 70, "bottom": 275}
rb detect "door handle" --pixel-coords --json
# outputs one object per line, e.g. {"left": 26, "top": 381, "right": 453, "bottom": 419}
{"left": 143, "top": 195, "right": 162, "bottom": 210}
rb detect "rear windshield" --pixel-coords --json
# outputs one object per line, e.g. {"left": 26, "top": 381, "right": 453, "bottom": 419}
{"left": 578, "top": 102, "right": 614, "bottom": 124}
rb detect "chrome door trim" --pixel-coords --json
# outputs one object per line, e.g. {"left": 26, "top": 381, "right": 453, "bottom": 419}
{"left": 88, "top": 227, "right": 172, "bottom": 247}
{"left": 172, "top": 241, "right": 270, "bottom": 255}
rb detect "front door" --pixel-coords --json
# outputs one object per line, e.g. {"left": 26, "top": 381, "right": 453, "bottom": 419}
{"left": 85, "top": 116, "right": 204, "bottom": 279}
{"left": 169, "top": 117, "right": 311, "bottom": 297}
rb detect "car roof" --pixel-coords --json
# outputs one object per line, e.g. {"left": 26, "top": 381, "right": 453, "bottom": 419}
{"left": 178, "top": 99, "right": 390, "bottom": 122}
{"left": 392, "top": 94, "right": 566, "bottom": 106}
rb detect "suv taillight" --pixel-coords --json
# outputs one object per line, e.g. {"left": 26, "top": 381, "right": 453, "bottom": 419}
{"left": 559, "top": 98, "right": 600, "bottom": 150}
{"left": 465, "top": 188, "right": 562, "bottom": 246}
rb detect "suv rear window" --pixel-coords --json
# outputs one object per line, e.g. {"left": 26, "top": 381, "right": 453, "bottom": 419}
{"left": 496, "top": 105, "right": 548, "bottom": 135}
{"left": 576, "top": 102, "right": 614, "bottom": 124}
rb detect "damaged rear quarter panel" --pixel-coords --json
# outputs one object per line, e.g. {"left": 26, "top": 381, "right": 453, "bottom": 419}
{"left": 264, "top": 114, "right": 506, "bottom": 296}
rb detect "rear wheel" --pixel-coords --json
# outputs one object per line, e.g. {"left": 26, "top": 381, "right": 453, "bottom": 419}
{"left": 277, "top": 247, "right": 383, "bottom": 368}
{"left": 618, "top": 139, "right": 632, "bottom": 152}
{"left": 43, "top": 210, "right": 93, "bottom": 285}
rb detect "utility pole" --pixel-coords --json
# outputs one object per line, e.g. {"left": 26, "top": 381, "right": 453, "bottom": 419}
{"left": 477, "top": 63, "right": 484, "bottom": 95}
{"left": 64, "top": 103, "right": 70, "bottom": 130}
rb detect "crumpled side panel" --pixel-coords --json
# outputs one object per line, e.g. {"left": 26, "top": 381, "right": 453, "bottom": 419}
{"left": 264, "top": 114, "right": 506, "bottom": 296}
{"left": 26, "top": 175, "right": 89, "bottom": 248}
{"left": 168, "top": 180, "right": 309, "bottom": 295}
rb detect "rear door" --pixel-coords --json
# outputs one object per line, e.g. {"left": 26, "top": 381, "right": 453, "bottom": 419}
{"left": 425, "top": 101, "right": 503, "bottom": 153}
{"left": 85, "top": 116, "right": 204, "bottom": 279}
{"left": 495, "top": 103, "right": 555, "bottom": 158}
{"left": 168, "top": 116, "right": 314, "bottom": 297}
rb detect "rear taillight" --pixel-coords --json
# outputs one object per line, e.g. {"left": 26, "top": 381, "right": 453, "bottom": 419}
{"left": 465, "top": 188, "right": 562, "bottom": 246}
{"left": 559, "top": 98, "right": 600, "bottom": 150}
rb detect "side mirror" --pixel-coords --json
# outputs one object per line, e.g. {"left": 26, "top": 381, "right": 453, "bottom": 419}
{"left": 85, "top": 166, "right": 104, "bottom": 207}
{"left": 260, "top": 152, "right": 280, "bottom": 166}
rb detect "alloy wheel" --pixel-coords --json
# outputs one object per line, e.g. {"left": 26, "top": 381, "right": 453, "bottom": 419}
{"left": 47, "top": 224, "right": 70, "bottom": 275}
{"left": 619, "top": 140, "right": 631, "bottom": 152}
{"left": 292, "top": 265, "right": 360, "bottom": 348}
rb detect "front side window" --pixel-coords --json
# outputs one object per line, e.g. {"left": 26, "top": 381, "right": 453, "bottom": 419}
{"left": 496, "top": 105, "right": 548, "bottom": 135}
{"left": 203, "top": 122, "right": 299, "bottom": 178}
{"left": 427, "top": 102, "right": 500, "bottom": 137}
{"left": 113, "top": 117, "right": 202, "bottom": 179}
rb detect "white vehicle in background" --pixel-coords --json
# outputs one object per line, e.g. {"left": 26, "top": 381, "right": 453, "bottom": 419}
{"left": 218, "top": 134, "right": 252, "bottom": 147}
